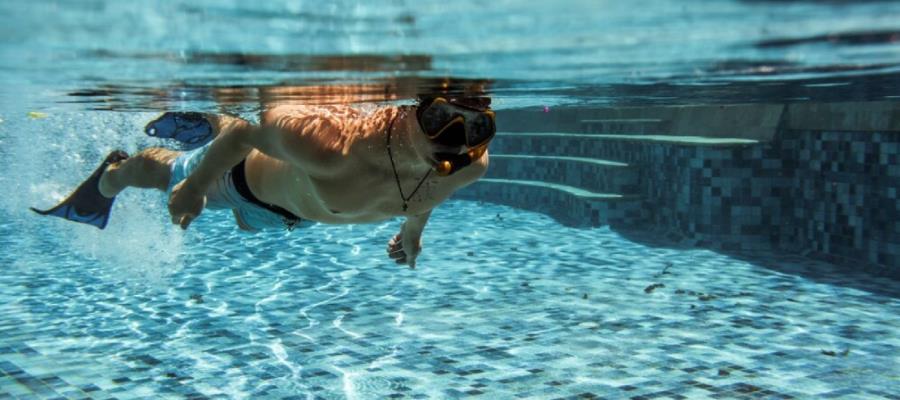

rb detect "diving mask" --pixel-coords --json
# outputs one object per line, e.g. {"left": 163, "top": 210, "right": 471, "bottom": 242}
{"left": 416, "top": 97, "right": 496, "bottom": 176}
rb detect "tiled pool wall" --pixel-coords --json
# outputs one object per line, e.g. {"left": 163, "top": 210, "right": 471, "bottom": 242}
{"left": 471, "top": 102, "right": 899, "bottom": 277}
{"left": 777, "top": 129, "right": 899, "bottom": 272}
{"left": 457, "top": 176, "right": 646, "bottom": 227}
{"left": 617, "top": 129, "right": 898, "bottom": 274}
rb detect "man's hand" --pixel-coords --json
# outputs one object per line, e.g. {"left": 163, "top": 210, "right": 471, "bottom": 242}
{"left": 168, "top": 180, "right": 206, "bottom": 230}
{"left": 386, "top": 228, "right": 422, "bottom": 269}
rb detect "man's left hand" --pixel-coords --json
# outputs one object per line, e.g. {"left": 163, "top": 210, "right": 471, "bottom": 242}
{"left": 168, "top": 179, "right": 207, "bottom": 230}
{"left": 386, "top": 229, "right": 422, "bottom": 269}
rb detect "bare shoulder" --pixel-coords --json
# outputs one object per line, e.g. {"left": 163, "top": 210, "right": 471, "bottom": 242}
{"left": 260, "top": 105, "right": 364, "bottom": 155}
{"left": 248, "top": 105, "right": 357, "bottom": 175}
{"left": 254, "top": 105, "right": 397, "bottom": 175}
{"left": 261, "top": 104, "right": 387, "bottom": 140}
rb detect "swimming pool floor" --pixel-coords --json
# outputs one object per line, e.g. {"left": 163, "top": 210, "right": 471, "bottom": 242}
{"left": 1, "top": 200, "right": 898, "bottom": 399}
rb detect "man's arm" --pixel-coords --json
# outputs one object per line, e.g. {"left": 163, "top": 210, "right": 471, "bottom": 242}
{"left": 168, "top": 117, "right": 339, "bottom": 228}
{"left": 403, "top": 210, "right": 432, "bottom": 246}
{"left": 184, "top": 119, "right": 339, "bottom": 191}
{"left": 388, "top": 209, "right": 432, "bottom": 269}
{"left": 386, "top": 152, "right": 488, "bottom": 268}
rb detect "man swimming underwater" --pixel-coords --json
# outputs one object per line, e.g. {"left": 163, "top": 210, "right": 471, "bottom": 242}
{"left": 31, "top": 96, "right": 496, "bottom": 268}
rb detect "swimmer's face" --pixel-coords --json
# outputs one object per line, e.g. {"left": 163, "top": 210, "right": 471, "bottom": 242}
{"left": 415, "top": 96, "right": 495, "bottom": 175}
{"left": 427, "top": 135, "right": 489, "bottom": 161}
{"left": 417, "top": 98, "right": 495, "bottom": 150}
{"left": 427, "top": 135, "right": 491, "bottom": 177}
{"left": 427, "top": 128, "right": 468, "bottom": 157}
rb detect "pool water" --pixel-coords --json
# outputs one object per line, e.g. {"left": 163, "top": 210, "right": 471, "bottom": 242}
{"left": 3, "top": 0, "right": 900, "bottom": 110}
{"left": 2, "top": 0, "right": 900, "bottom": 399}
{"left": 2, "top": 197, "right": 899, "bottom": 399}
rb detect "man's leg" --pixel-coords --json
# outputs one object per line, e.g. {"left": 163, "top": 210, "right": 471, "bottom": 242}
{"left": 100, "top": 114, "right": 251, "bottom": 198}
{"left": 98, "top": 147, "right": 180, "bottom": 198}
{"left": 32, "top": 113, "right": 255, "bottom": 230}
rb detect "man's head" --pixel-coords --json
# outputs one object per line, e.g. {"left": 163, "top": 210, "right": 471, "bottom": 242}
{"left": 415, "top": 96, "right": 495, "bottom": 176}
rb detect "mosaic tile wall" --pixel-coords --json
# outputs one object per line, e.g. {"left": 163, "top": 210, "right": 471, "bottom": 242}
{"left": 484, "top": 137, "right": 782, "bottom": 250}
{"left": 777, "top": 130, "right": 900, "bottom": 272}
{"left": 469, "top": 130, "right": 900, "bottom": 276}
{"left": 455, "top": 181, "right": 646, "bottom": 228}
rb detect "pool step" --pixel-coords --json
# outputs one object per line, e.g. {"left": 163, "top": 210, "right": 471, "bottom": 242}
{"left": 454, "top": 178, "right": 644, "bottom": 227}
{"left": 580, "top": 118, "right": 668, "bottom": 134}
{"left": 490, "top": 132, "right": 758, "bottom": 163}
{"left": 486, "top": 154, "right": 640, "bottom": 194}
{"left": 462, "top": 132, "right": 757, "bottom": 227}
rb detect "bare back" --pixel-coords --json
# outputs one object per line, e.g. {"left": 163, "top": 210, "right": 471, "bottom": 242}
{"left": 243, "top": 105, "right": 487, "bottom": 224}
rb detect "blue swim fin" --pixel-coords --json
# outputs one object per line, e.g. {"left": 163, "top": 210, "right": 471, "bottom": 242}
{"left": 30, "top": 150, "right": 129, "bottom": 230}
{"left": 145, "top": 112, "right": 213, "bottom": 149}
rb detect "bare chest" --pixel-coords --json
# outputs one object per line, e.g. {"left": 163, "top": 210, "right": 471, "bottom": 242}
{"left": 308, "top": 165, "right": 451, "bottom": 219}
{"left": 249, "top": 156, "right": 455, "bottom": 224}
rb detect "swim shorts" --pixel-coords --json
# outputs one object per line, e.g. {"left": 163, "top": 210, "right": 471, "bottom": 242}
{"left": 168, "top": 144, "right": 307, "bottom": 231}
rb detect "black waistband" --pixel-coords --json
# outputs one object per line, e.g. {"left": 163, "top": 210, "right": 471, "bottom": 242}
{"left": 230, "top": 159, "right": 301, "bottom": 223}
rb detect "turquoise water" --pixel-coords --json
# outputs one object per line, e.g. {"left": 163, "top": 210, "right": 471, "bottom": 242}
{"left": 3, "top": 194, "right": 899, "bottom": 399}
{"left": 3, "top": 0, "right": 900, "bottom": 110}
{"left": 2, "top": 1, "right": 900, "bottom": 399}
{"left": 2, "top": 111, "right": 899, "bottom": 399}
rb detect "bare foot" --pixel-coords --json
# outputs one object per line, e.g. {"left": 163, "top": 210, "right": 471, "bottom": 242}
{"left": 97, "top": 161, "right": 122, "bottom": 198}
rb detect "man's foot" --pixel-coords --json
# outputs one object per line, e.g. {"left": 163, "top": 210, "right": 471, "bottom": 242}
{"left": 97, "top": 164, "right": 118, "bottom": 199}
{"left": 145, "top": 112, "right": 213, "bottom": 149}
{"left": 30, "top": 150, "right": 129, "bottom": 229}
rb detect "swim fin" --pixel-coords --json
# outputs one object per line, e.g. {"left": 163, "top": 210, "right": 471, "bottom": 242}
{"left": 145, "top": 112, "right": 213, "bottom": 149}
{"left": 30, "top": 150, "right": 129, "bottom": 230}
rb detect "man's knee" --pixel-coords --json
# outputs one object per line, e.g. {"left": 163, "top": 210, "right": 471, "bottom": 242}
{"left": 135, "top": 148, "right": 178, "bottom": 170}
{"left": 207, "top": 114, "right": 250, "bottom": 138}
{"left": 132, "top": 148, "right": 179, "bottom": 190}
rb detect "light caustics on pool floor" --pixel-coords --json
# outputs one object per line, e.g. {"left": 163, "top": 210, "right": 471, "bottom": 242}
{"left": 0, "top": 200, "right": 898, "bottom": 399}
